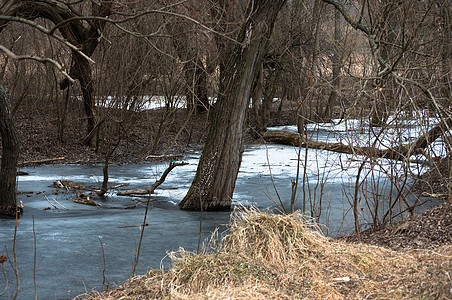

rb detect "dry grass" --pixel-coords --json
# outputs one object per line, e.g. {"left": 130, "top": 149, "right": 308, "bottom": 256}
{"left": 80, "top": 208, "right": 452, "bottom": 299}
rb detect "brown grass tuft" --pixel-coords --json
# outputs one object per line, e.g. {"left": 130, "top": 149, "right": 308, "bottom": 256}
{"left": 82, "top": 208, "right": 452, "bottom": 299}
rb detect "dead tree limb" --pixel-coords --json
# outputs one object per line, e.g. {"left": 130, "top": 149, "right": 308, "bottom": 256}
{"left": 118, "top": 162, "right": 188, "bottom": 196}
{"left": 18, "top": 157, "right": 65, "bottom": 166}
{"left": 263, "top": 117, "right": 452, "bottom": 160}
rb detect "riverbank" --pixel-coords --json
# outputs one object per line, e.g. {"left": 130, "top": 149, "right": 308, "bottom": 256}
{"left": 79, "top": 206, "right": 451, "bottom": 299}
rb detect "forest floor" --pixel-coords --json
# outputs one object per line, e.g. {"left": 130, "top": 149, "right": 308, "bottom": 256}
{"left": 8, "top": 97, "right": 451, "bottom": 299}
{"left": 15, "top": 97, "right": 297, "bottom": 165}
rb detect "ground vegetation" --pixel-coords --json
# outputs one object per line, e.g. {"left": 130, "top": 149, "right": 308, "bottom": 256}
{"left": 79, "top": 207, "right": 451, "bottom": 299}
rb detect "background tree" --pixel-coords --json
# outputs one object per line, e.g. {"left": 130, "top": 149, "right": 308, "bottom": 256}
{"left": 0, "top": 0, "right": 112, "bottom": 147}
{"left": 166, "top": 1, "right": 213, "bottom": 114}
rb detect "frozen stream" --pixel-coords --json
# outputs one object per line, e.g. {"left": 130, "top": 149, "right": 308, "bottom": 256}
{"left": 0, "top": 120, "right": 444, "bottom": 299}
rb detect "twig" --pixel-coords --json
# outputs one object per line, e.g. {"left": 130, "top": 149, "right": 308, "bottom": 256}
{"left": 51, "top": 198, "right": 69, "bottom": 210}
{"left": 266, "top": 146, "right": 287, "bottom": 214}
{"left": 133, "top": 195, "right": 152, "bottom": 277}
{"left": 197, "top": 194, "right": 203, "bottom": 254}
{"left": 118, "top": 224, "right": 149, "bottom": 228}
{"left": 38, "top": 192, "right": 67, "bottom": 210}
{"left": 33, "top": 216, "right": 37, "bottom": 300}
{"left": 98, "top": 237, "right": 109, "bottom": 292}
{"left": 13, "top": 211, "right": 20, "bottom": 300}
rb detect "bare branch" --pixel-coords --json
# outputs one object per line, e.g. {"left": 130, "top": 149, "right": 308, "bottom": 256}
{"left": 0, "top": 15, "right": 95, "bottom": 64}
{"left": 322, "top": 0, "right": 391, "bottom": 75}
{"left": 0, "top": 46, "right": 75, "bottom": 83}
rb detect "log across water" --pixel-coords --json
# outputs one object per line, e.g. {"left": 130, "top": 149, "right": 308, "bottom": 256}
{"left": 263, "top": 123, "right": 449, "bottom": 161}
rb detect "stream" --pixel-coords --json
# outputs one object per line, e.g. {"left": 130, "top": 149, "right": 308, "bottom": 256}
{"left": 0, "top": 120, "right": 444, "bottom": 299}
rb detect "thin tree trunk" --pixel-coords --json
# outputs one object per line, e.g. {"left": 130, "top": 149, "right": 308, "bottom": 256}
{"left": 180, "top": 0, "right": 285, "bottom": 211}
{"left": 76, "top": 55, "right": 98, "bottom": 147}
{"left": 323, "top": 7, "right": 341, "bottom": 120}
{"left": 0, "top": 85, "right": 19, "bottom": 217}
{"left": 169, "top": 21, "right": 209, "bottom": 114}
{"left": 192, "top": 58, "right": 210, "bottom": 113}
{"left": 252, "top": 63, "right": 265, "bottom": 132}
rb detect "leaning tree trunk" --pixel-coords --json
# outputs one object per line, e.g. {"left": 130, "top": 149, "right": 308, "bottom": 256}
{"left": 179, "top": 0, "right": 285, "bottom": 211}
{"left": 0, "top": 85, "right": 19, "bottom": 217}
{"left": 75, "top": 55, "right": 99, "bottom": 148}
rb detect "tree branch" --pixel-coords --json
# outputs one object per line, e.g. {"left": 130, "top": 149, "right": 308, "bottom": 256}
{"left": 0, "top": 15, "right": 95, "bottom": 63}
{"left": 118, "top": 162, "right": 188, "bottom": 196}
{"left": 0, "top": 46, "right": 75, "bottom": 83}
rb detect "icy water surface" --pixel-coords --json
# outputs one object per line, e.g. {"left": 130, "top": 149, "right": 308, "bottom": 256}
{"left": 0, "top": 120, "right": 443, "bottom": 299}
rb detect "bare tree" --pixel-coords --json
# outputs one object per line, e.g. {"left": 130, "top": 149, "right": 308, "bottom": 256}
{"left": 0, "top": 0, "right": 112, "bottom": 147}
{"left": 322, "top": 5, "right": 341, "bottom": 121}
{"left": 179, "top": 0, "right": 286, "bottom": 211}
{"left": 166, "top": 1, "right": 212, "bottom": 114}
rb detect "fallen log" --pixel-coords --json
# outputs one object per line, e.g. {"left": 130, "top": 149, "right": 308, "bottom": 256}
{"left": 263, "top": 117, "right": 451, "bottom": 161}
{"left": 18, "top": 157, "right": 65, "bottom": 166}
{"left": 73, "top": 197, "right": 102, "bottom": 206}
{"left": 146, "top": 154, "right": 184, "bottom": 160}
{"left": 118, "top": 224, "right": 149, "bottom": 228}
{"left": 118, "top": 189, "right": 149, "bottom": 196}
{"left": 118, "top": 161, "right": 188, "bottom": 196}
{"left": 263, "top": 130, "right": 393, "bottom": 157}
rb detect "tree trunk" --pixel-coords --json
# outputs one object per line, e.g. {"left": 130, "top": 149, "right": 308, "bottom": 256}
{"left": 76, "top": 54, "right": 98, "bottom": 147}
{"left": 370, "top": 1, "right": 398, "bottom": 127}
{"left": 252, "top": 63, "right": 265, "bottom": 132}
{"left": 190, "top": 58, "right": 210, "bottom": 113}
{"left": 323, "top": 7, "right": 341, "bottom": 120}
{"left": 0, "top": 85, "right": 19, "bottom": 217}
{"left": 261, "top": 68, "right": 281, "bottom": 130}
{"left": 179, "top": 0, "right": 285, "bottom": 211}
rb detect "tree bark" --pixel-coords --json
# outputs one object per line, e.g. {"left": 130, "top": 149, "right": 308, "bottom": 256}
{"left": 0, "top": 85, "right": 19, "bottom": 217}
{"left": 179, "top": 0, "right": 286, "bottom": 211}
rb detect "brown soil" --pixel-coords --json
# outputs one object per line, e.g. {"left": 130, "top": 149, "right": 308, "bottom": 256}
{"left": 344, "top": 198, "right": 452, "bottom": 250}
{"left": 13, "top": 97, "right": 297, "bottom": 165}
